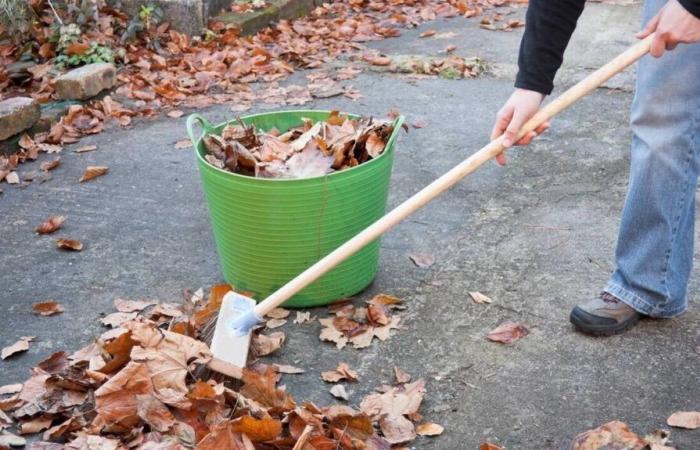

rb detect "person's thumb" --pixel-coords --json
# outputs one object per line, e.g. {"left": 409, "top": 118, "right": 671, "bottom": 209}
{"left": 636, "top": 13, "right": 660, "bottom": 39}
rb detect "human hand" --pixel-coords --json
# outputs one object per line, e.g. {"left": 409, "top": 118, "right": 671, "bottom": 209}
{"left": 491, "top": 88, "right": 548, "bottom": 166}
{"left": 637, "top": 0, "right": 700, "bottom": 58}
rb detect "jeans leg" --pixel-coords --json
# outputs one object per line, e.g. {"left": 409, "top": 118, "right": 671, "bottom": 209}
{"left": 605, "top": 0, "right": 700, "bottom": 317}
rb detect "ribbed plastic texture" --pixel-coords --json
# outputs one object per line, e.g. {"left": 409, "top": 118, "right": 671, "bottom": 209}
{"left": 189, "top": 110, "right": 403, "bottom": 307}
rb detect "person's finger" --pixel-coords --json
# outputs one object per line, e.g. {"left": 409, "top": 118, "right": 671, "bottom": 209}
{"left": 496, "top": 152, "right": 506, "bottom": 166}
{"left": 491, "top": 106, "right": 513, "bottom": 142}
{"left": 666, "top": 39, "right": 679, "bottom": 51}
{"left": 650, "top": 30, "right": 667, "bottom": 58}
{"left": 503, "top": 108, "right": 528, "bottom": 148}
{"left": 636, "top": 13, "right": 660, "bottom": 38}
{"left": 516, "top": 131, "right": 538, "bottom": 146}
{"left": 535, "top": 122, "right": 550, "bottom": 135}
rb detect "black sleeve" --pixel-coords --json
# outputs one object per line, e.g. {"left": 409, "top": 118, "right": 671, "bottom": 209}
{"left": 679, "top": 0, "right": 700, "bottom": 18}
{"left": 515, "top": 0, "right": 587, "bottom": 95}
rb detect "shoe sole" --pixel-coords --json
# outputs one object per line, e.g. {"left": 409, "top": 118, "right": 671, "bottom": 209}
{"left": 569, "top": 307, "right": 640, "bottom": 336}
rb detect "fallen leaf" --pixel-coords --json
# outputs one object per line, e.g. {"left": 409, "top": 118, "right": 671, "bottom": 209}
{"left": 273, "top": 364, "right": 305, "bottom": 374}
{"left": 667, "top": 411, "right": 700, "bottom": 429}
{"left": 114, "top": 298, "right": 157, "bottom": 313}
{"left": 294, "top": 311, "right": 314, "bottom": 324}
{"left": 480, "top": 444, "right": 503, "bottom": 450}
{"left": 416, "top": 422, "right": 444, "bottom": 436}
{"left": 57, "top": 238, "right": 83, "bottom": 251}
{"left": 40, "top": 157, "right": 61, "bottom": 172}
{"left": 36, "top": 216, "right": 66, "bottom": 234}
{"left": 5, "top": 172, "right": 19, "bottom": 184}
{"left": 322, "top": 362, "right": 358, "bottom": 383}
{"left": 644, "top": 429, "right": 674, "bottom": 450}
{"left": 0, "top": 431, "right": 25, "bottom": 447}
{"left": 571, "top": 421, "right": 647, "bottom": 450}
{"left": 174, "top": 139, "right": 192, "bottom": 149}
{"left": 73, "top": 145, "right": 97, "bottom": 153}
{"left": 100, "top": 312, "right": 138, "bottom": 328}
{"left": 251, "top": 332, "right": 285, "bottom": 357}
{"left": 32, "top": 301, "right": 64, "bottom": 316}
{"left": 486, "top": 320, "right": 529, "bottom": 344}
{"left": 167, "top": 110, "right": 184, "bottom": 118}
{"left": 19, "top": 416, "right": 53, "bottom": 435}
{"left": 470, "top": 291, "right": 493, "bottom": 304}
{"left": 411, "top": 119, "right": 429, "bottom": 129}
{"left": 266, "top": 318, "right": 287, "bottom": 329}
{"left": 267, "top": 308, "right": 290, "bottom": 319}
{"left": 409, "top": 253, "right": 435, "bottom": 268}
{"left": 330, "top": 385, "right": 349, "bottom": 401}
{"left": 1, "top": 336, "right": 34, "bottom": 359}
{"left": 394, "top": 367, "right": 411, "bottom": 384}
{"left": 136, "top": 394, "right": 175, "bottom": 432}
{"left": 197, "top": 420, "right": 255, "bottom": 449}
{"left": 380, "top": 415, "right": 416, "bottom": 444}
{"left": 419, "top": 29, "right": 436, "bottom": 38}
{"left": 79, "top": 166, "right": 108, "bottom": 182}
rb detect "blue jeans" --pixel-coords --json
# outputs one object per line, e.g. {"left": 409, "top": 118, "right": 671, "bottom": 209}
{"left": 604, "top": 0, "right": 700, "bottom": 317}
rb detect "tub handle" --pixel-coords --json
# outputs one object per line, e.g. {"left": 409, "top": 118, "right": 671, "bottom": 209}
{"left": 186, "top": 113, "right": 215, "bottom": 145}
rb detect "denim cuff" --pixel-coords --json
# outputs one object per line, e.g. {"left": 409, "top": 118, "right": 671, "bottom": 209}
{"left": 604, "top": 282, "right": 687, "bottom": 318}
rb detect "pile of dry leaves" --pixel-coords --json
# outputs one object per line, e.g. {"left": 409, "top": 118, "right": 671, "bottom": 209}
{"left": 0, "top": 285, "right": 447, "bottom": 448}
{"left": 202, "top": 112, "right": 395, "bottom": 179}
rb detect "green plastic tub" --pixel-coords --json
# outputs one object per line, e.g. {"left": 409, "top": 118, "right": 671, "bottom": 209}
{"left": 187, "top": 110, "right": 404, "bottom": 308}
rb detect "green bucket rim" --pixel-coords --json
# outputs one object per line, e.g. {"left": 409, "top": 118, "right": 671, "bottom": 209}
{"left": 187, "top": 109, "right": 405, "bottom": 184}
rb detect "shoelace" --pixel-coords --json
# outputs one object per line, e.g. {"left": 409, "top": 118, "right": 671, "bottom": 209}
{"left": 600, "top": 292, "right": 621, "bottom": 304}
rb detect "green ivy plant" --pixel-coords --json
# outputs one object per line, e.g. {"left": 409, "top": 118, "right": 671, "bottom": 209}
{"left": 55, "top": 23, "right": 113, "bottom": 69}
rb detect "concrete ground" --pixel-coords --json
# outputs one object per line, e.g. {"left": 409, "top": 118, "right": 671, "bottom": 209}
{"left": 2, "top": 2, "right": 699, "bottom": 449}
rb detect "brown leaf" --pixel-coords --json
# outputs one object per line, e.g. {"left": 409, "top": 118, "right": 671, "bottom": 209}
{"left": 1, "top": 336, "right": 34, "bottom": 359}
{"left": 266, "top": 308, "right": 290, "bottom": 319}
{"left": 19, "top": 416, "right": 53, "bottom": 435}
{"left": 79, "top": 166, "right": 108, "bottom": 182}
{"left": 409, "top": 253, "right": 435, "bottom": 268}
{"left": 100, "top": 312, "right": 138, "bottom": 328}
{"left": 251, "top": 332, "right": 285, "bottom": 357}
{"left": 114, "top": 298, "right": 157, "bottom": 313}
{"left": 64, "top": 42, "right": 90, "bottom": 56}
{"left": 196, "top": 420, "right": 254, "bottom": 450}
{"left": 419, "top": 29, "right": 436, "bottom": 38}
{"left": 394, "top": 367, "right": 411, "bottom": 384}
{"left": 571, "top": 421, "right": 647, "bottom": 450}
{"left": 469, "top": 291, "right": 493, "bottom": 304}
{"left": 37, "top": 351, "right": 69, "bottom": 373}
{"left": 416, "top": 422, "right": 444, "bottom": 436}
{"left": 480, "top": 444, "right": 503, "bottom": 450}
{"left": 667, "top": 411, "right": 700, "bottom": 429}
{"left": 360, "top": 379, "right": 425, "bottom": 420}
{"left": 57, "top": 238, "right": 83, "bottom": 251}
{"left": 73, "top": 145, "right": 97, "bottom": 153}
{"left": 229, "top": 415, "right": 283, "bottom": 442}
{"left": 365, "top": 132, "right": 386, "bottom": 158}
{"left": 174, "top": 139, "right": 192, "bottom": 149}
{"left": 93, "top": 362, "right": 154, "bottom": 429}
{"left": 240, "top": 366, "right": 295, "bottom": 411}
{"left": 32, "top": 301, "right": 64, "bottom": 316}
{"left": 136, "top": 394, "right": 175, "bottom": 432}
{"left": 266, "top": 318, "right": 287, "bottom": 329}
{"left": 273, "top": 364, "right": 305, "bottom": 374}
{"left": 36, "top": 216, "right": 65, "bottom": 234}
{"left": 193, "top": 284, "right": 232, "bottom": 329}
{"left": 40, "top": 157, "right": 61, "bottom": 172}
{"left": 380, "top": 415, "right": 416, "bottom": 444}
{"left": 486, "top": 320, "right": 529, "bottom": 344}
{"left": 126, "top": 321, "right": 212, "bottom": 406}
{"left": 366, "top": 55, "right": 392, "bottom": 66}
{"left": 167, "top": 110, "right": 184, "bottom": 118}
{"left": 321, "top": 362, "right": 358, "bottom": 383}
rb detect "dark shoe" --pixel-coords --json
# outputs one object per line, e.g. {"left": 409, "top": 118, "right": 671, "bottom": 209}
{"left": 570, "top": 292, "right": 641, "bottom": 336}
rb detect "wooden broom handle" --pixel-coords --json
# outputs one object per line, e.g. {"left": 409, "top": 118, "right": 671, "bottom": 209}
{"left": 254, "top": 34, "right": 654, "bottom": 318}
